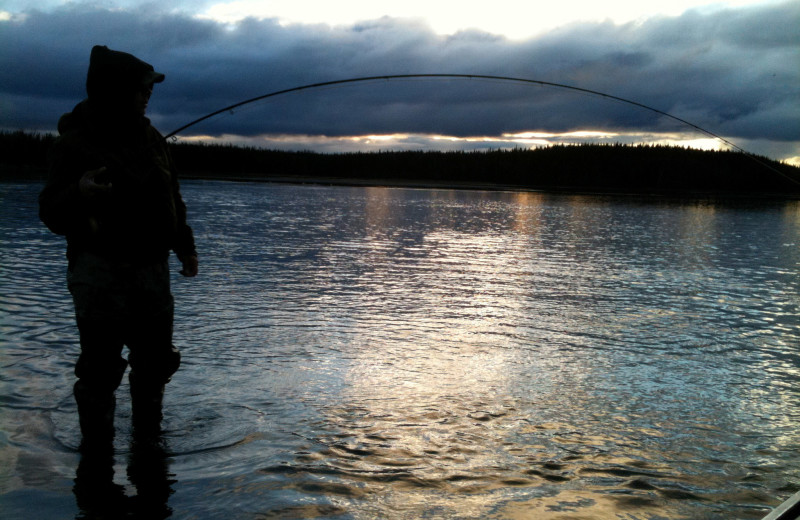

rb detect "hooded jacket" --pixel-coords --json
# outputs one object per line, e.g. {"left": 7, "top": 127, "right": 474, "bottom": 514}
{"left": 39, "top": 46, "right": 196, "bottom": 265}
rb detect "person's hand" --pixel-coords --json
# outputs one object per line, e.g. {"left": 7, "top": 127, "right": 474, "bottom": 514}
{"left": 79, "top": 167, "right": 112, "bottom": 197}
{"left": 180, "top": 255, "right": 198, "bottom": 277}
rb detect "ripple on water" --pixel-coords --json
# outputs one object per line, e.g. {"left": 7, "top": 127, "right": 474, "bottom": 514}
{"left": 2, "top": 182, "right": 799, "bottom": 519}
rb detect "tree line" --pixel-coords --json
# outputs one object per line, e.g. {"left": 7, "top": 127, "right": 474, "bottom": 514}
{"left": 2, "top": 130, "right": 799, "bottom": 197}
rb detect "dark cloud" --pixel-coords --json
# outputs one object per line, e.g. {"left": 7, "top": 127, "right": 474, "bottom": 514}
{"left": 1, "top": 2, "right": 797, "bottom": 159}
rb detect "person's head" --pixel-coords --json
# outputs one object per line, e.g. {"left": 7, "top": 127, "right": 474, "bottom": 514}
{"left": 86, "top": 45, "right": 164, "bottom": 117}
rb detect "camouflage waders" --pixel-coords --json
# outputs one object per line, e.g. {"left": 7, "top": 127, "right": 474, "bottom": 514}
{"left": 68, "top": 251, "right": 181, "bottom": 444}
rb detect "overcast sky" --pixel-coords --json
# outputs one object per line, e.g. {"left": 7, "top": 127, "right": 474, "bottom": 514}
{"left": 1, "top": 0, "right": 798, "bottom": 163}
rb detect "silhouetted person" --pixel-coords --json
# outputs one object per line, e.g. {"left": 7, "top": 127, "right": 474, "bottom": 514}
{"left": 39, "top": 45, "right": 197, "bottom": 500}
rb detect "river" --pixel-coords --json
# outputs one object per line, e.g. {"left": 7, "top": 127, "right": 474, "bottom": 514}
{"left": 1, "top": 180, "right": 799, "bottom": 519}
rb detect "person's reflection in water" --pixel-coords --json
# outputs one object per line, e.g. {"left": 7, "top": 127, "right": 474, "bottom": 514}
{"left": 73, "top": 430, "right": 176, "bottom": 519}
{"left": 127, "top": 432, "right": 176, "bottom": 519}
{"left": 73, "top": 435, "right": 127, "bottom": 519}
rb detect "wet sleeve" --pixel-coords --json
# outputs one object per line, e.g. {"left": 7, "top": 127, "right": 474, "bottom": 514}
{"left": 165, "top": 143, "right": 197, "bottom": 261}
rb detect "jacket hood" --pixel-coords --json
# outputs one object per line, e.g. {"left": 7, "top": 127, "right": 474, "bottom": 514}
{"left": 86, "top": 45, "right": 165, "bottom": 105}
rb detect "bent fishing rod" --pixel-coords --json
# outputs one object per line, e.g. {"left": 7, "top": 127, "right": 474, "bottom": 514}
{"left": 163, "top": 73, "right": 798, "bottom": 185}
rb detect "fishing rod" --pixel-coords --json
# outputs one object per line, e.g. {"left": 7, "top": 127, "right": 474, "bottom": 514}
{"left": 163, "top": 73, "right": 798, "bottom": 186}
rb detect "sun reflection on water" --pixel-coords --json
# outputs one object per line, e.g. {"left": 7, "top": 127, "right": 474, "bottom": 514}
{"left": 3, "top": 182, "right": 799, "bottom": 519}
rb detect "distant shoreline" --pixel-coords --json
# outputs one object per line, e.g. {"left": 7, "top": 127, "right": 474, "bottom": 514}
{"left": 181, "top": 169, "right": 563, "bottom": 191}
{"left": 4, "top": 167, "right": 800, "bottom": 201}
{"left": 3, "top": 130, "right": 800, "bottom": 199}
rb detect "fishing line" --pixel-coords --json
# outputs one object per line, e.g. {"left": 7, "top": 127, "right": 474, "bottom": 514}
{"left": 163, "top": 73, "right": 798, "bottom": 186}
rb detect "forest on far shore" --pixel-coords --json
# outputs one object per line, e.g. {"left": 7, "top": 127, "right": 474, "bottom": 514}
{"left": 2, "top": 130, "right": 799, "bottom": 197}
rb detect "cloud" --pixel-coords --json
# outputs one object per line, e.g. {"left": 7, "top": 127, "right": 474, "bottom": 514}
{"left": 0, "top": 1, "right": 798, "bottom": 160}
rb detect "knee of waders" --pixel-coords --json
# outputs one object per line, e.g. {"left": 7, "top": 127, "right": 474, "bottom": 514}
{"left": 129, "top": 345, "right": 181, "bottom": 386}
{"left": 74, "top": 354, "right": 128, "bottom": 393}
{"left": 162, "top": 346, "right": 181, "bottom": 383}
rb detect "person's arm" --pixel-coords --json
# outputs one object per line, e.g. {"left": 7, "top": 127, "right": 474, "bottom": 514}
{"left": 162, "top": 139, "right": 198, "bottom": 277}
{"left": 39, "top": 137, "right": 106, "bottom": 237}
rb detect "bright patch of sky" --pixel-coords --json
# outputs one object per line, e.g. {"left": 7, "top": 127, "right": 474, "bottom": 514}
{"left": 2, "top": 0, "right": 780, "bottom": 39}
{"left": 1, "top": 0, "right": 796, "bottom": 162}
{"left": 180, "top": 131, "right": 729, "bottom": 157}
{"left": 197, "top": 0, "right": 776, "bottom": 38}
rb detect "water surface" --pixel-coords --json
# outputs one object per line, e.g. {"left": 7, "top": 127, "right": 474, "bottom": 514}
{"left": 1, "top": 180, "right": 799, "bottom": 519}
